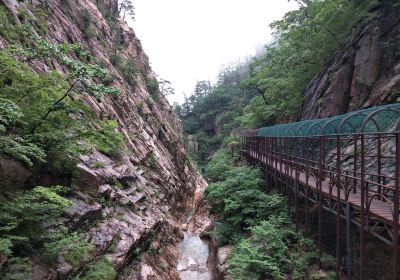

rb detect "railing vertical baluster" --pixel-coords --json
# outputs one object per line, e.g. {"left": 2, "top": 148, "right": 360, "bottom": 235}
{"left": 286, "top": 137, "right": 291, "bottom": 212}
{"left": 377, "top": 133, "right": 382, "bottom": 199}
{"left": 294, "top": 138, "right": 299, "bottom": 230}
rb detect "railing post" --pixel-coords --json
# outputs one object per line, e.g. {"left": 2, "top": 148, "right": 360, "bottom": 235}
{"left": 336, "top": 134, "right": 342, "bottom": 279}
{"left": 305, "top": 137, "right": 310, "bottom": 236}
{"left": 393, "top": 132, "right": 400, "bottom": 280}
{"left": 346, "top": 202, "right": 352, "bottom": 280}
{"left": 377, "top": 133, "right": 382, "bottom": 198}
{"left": 318, "top": 135, "right": 324, "bottom": 267}
{"left": 360, "top": 133, "right": 365, "bottom": 280}
{"left": 285, "top": 137, "right": 291, "bottom": 212}
{"left": 294, "top": 138, "right": 299, "bottom": 230}
{"left": 353, "top": 134, "right": 358, "bottom": 193}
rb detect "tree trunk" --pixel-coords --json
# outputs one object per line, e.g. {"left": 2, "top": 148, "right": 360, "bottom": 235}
{"left": 30, "top": 80, "right": 78, "bottom": 134}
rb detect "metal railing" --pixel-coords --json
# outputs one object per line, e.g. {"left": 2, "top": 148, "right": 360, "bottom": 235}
{"left": 242, "top": 130, "right": 400, "bottom": 280}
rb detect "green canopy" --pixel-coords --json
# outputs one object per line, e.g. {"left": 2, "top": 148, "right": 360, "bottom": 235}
{"left": 257, "top": 103, "right": 400, "bottom": 137}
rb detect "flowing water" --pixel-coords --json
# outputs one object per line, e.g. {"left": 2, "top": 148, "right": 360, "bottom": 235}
{"left": 177, "top": 233, "right": 213, "bottom": 280}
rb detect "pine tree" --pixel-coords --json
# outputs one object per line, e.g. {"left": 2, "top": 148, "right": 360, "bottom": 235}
{"left": 118, "top": 0, "right": 135, "bottom": 21}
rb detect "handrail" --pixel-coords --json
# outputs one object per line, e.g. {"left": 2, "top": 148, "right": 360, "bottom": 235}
{"left": 242, "top": 129, "right": 400, "bottom": 280}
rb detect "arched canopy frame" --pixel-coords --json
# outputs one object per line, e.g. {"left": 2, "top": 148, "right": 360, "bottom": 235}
{"left": 256, "top": 103, "right": 400, "bottom": 138}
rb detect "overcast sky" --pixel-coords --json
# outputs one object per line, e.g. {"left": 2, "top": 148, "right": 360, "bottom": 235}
{"left": 131, "top": 0, "right": 298, "bottom": 104}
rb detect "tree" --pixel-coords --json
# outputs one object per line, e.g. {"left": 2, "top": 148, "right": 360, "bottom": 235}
{"left": 172, "top": 102, "right": 183, "bottom": 117}
{"left": 118, "top": 0, "right": 135, "bottom": 21}
{"left": 240, "top": 0, "right": 378, "bottom": 128}
{"left": 158, "top": 78, "right": 175, "bottom": 96}
{"left": 9, "top": 35, "right": 119, "bottom": 133}
{"left": 193, "top": 80, "right": 212, "bottom": 98}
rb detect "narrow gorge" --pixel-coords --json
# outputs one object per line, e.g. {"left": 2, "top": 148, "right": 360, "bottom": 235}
{"left": 0, "top": 0, "right": 210, "bottom": 279}
{"left": 2, "top": 0, "right": 400, "bottom": 279}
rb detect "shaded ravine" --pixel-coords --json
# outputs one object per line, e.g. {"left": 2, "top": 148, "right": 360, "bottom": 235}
{"left": 177, "top": 183, "right": 215, "bottom": 280}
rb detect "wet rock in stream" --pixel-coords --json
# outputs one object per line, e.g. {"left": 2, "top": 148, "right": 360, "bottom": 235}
{"left": 177, "top": 233, "right": 212, "bottom": 280}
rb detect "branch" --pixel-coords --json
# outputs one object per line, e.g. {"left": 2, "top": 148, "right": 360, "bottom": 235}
{"left": 255, "top": 87, "right": 268, "bottom": 106}
{"left": 30, "top": 80, "right": 79, "bottom": 134}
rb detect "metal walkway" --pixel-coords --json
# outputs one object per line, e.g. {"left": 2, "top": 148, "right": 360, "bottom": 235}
{"left": 242, "top": 104, "right": 400, "bottom": 280}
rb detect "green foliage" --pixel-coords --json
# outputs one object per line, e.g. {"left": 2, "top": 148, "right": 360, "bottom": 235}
{"left": 42, "top": 230, "right": 94, "bottom": 268}
{"left": 207, "top": 148, "right": 231, "bottom": 182}
{"left": 203, "top": 145, "right": 326, "bottom": 279}
{"left": 121, "top": 57, "right": 137, "bottom": 86}
{"left": 175, "top": 63, "right": 254, "bottom": 166}
{"left": 192, "top": 131, "right": 224, "bottom": 168}
{"left": 85, "top": 120, "right": 124, "bottom": 156}
{"left": 145, "top": 153, "right": 157, "bottom": 168}
{"left": 1, "top": 257, "right": 32, "bottom": 280}
{"left": 82, "top": 257, "right": 117, "bottom": 280}
{"left": 0, "top": 136, "right": 45, "bottom": 167}
{"left": 241, "top": 0, "right": 378, "bottom": 128}
{"left": 145, "top": 77, "right": 159, "bottom": 96}
{"left": 205, "top": 165, "right": 286, "bottom": 244}
{"left": 228, "top": 215, "right": 318, "bottom": 280}
{"left": 0, "top": 35, "right": 123, "bottom": 169}
{"left": 0, "top": 186, "right": 70, "bottom": 256}
{"left": 0, "top": 238, "right": 13, "bottom": 256}
{"left": 0, "top": 98, "right": 23, "bottom": 131}
{"left": 9, "top": 34, "right": 119, "bottom": 97}
{"left": 0, "top": 4, "right": 16, "bottom": 43}
{"left": 0, "top": 186, "right": 97, "bottom": 275}
{"left": 80, "top": 8, "right": 95, "bottom": 38}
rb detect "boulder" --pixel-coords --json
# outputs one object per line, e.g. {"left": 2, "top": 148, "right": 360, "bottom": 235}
{"left": 0, "top": 156, "right": 31, "bottom": 191}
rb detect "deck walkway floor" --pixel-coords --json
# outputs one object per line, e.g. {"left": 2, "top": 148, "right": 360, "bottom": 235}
{"left": 248, "top": 150, "right": 398, "bottom": 225}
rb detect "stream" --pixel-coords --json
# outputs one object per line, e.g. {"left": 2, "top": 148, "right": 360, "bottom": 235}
{"left": 176, "top": 183, "right": 214, "bottom": 280}
{"left": 177, "top": 233, "right": 213, "bottom": 280}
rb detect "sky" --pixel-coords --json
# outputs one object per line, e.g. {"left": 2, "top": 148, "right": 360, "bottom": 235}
{"left": 131, "top": 0, "right": 298, "bottom": 104}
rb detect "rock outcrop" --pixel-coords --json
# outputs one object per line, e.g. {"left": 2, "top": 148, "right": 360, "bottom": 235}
{"left": 299, "top": 1, "right": 400, "bottom": 119}
{"left": 0, "top": 0, "right": 204, "bottom": 279}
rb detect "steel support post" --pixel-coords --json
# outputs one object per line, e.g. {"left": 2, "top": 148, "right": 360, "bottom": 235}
{"left": 346, "top": 202, "right": 352, "bottom": 280}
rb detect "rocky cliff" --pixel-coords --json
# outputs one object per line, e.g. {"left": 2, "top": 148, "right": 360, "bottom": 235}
{"left": 0, "top": 0, "right": 205, "bottom": 279}
{"left": 299, "top": 1, "right": 400, "bottom": 119}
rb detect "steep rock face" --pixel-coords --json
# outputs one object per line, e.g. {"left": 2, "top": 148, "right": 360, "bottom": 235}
{"left": 299, "top": 2, "right": 400, "bottom": 119}
{"left": 0, "top": 0, "right": 204, "bottom": 279}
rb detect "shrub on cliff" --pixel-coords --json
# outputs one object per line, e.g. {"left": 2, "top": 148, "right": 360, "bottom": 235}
{"left": 82, "top": 257, "right": 117, "bottom": 280}
{"left": 0, "top": 186, "right": 69, "bottom": 269}
{"left": 0, "top": 33, "right": 123, "bottom": 171}
{"left": 0, "top": 24, "right": 123, "bottom": 278}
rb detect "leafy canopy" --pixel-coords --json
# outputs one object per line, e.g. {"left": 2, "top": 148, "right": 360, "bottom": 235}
{"left": 205, "top": 160, "right": 286, "bottom": 244}
{"left": 241, "top": 0, "right": 377, "bottom": 128}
